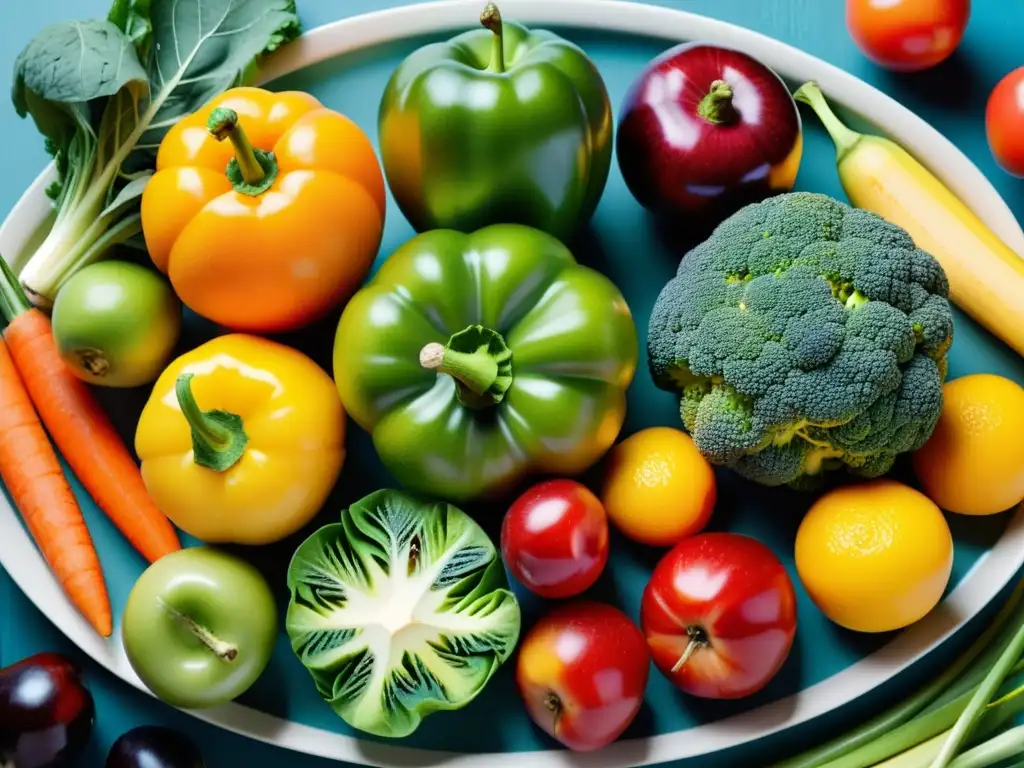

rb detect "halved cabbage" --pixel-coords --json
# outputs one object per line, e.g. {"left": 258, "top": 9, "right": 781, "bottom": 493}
{"left": 285, "top": 489, "right": 521, "bottom": 738}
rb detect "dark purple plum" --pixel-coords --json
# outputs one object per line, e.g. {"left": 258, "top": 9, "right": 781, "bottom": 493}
{"left": 0, "top": 653, "right": 94, "bottom": 767}
{"left": 105, "top": 726, "right": 205, "bottom": 768}
{"left": 617, "top": 43, "right": 803, "bottom": 225}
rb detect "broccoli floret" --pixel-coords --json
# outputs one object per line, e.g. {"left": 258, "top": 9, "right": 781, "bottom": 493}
{"left": 648, "top": 192, "right": 954, "bottom": 489}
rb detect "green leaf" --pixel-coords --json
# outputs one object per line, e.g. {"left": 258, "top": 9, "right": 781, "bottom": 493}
{"left": 135, "top": 0, "right": 301, "bottom": 153}
{"left": 108, "top": 0, "right": 153, "bottom": 62}
{"left": 12, "top": 20, "right": 147, "bottom": 113}
{"left": 95, "top": 82, "right": 146, "bottom": 177}
{"left": 285, "top": 490, "right": 521, "bottom": 739}
{"left": 100, "top": 172, "right": 151, "bottom": 219}
{"left": 11, "top": 19, "right": 146, "bottom": 199}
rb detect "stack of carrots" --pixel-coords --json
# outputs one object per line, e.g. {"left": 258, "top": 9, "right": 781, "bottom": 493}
{"left": 0, "top": 256, "right": 179, "bottom": 638}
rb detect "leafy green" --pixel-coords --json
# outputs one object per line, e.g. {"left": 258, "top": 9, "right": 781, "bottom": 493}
{"left": 11, "top": 0, "right": 301, "bottom": 305}
{"left": 108, "top": 0, "right": 153, "bottom": 61}
{"left": 286, "top": 489, "right": 521, "bottom": 739}
{"left": 134, "top": 0, "right": 301, "bottom": 154}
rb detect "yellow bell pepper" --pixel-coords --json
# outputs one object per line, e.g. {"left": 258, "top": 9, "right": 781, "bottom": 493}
{"left": 135, "top": 334, "right": 345, "bottom": 545}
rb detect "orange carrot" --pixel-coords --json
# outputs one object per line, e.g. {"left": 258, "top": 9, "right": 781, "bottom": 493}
{"left": 0, "top": 340, "right": 113, "bottom": 636}
{"left": 0, "top": 257, "right": 180, "bottom": 563}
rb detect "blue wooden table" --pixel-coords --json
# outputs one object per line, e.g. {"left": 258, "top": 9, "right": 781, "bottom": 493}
{"left": 2, "top": 1, "right": 1023, "bottom": 766}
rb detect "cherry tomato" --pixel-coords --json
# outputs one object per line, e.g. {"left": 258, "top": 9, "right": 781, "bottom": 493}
{"left": 846, "top": 0, "right": 970, "bottom": 72}
{"left": 986, "top": 67, "right": 1024, "bottom": 177}
{"left": 515, "top": 601, "right": 650, "bottom": 752}
{"left": 501, "top": 480, "right": 609, "bottom": 599}
{"left": 641, "top": 533, "right": 797, "bottom": 699}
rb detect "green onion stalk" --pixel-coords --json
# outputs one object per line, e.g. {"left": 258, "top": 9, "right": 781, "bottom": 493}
{"left": 773, "top": 579, "right": 1024, "bottom": 768}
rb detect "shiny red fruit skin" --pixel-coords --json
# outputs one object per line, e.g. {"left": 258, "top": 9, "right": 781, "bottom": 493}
{"left": 0, "top": 653, "right": 95, "bottom": 768}
{"left": 846, "top": 0, "right": 970, "bottom": 73}
{"left": 986, "top": 67, "right": 1024, "bottom": 177}
{"left": 641, "top": 533, "right": 797, "bottom": 700}
{"left": 501, "top": 479, "right": 610, "bottom": 599}
{"left": 515, "top": 601, "right": 650, "bottom": 752}
{"left": 616, "top": 43, "right": 802, "bottom": 222}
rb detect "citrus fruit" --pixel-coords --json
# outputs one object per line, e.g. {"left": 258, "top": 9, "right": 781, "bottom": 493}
{"left": 599, "top": 427, "right": 716, "bottom": 547}
{"left": 795, "top": 478, "right": 953, "bottom": 633}
{"left": 912, "top": 374, "right": 1024, "bottom": 516}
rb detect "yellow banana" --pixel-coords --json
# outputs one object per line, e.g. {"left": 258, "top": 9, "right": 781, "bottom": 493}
{"left": 795, "top": 82, "right": 1024, "bottom": 358}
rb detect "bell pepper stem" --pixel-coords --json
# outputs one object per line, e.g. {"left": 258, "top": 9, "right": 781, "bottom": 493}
{"left": 697, "top": 80, "right": 737, "bottom": 125}
{"left": 793, "top": 81, "right": 863, "bottom": 164}
{"left": 174, "top": 373, "right": 249, "bottom": 473}
{"left": 207, "top": 107, "right": 279, "bottom": 196}
{"left": 480, "top": 2, "right": 506, "bottom": 73}
{"left": 419, "top": 325, "right": 514, "bottom": 409}
{"left": 420, "top": 343, "right": 498, "bottom": 395}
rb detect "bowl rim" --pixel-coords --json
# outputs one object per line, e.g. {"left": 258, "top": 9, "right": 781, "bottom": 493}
{"left": 1, "top": 1, "right": 1022, "bottom": 766}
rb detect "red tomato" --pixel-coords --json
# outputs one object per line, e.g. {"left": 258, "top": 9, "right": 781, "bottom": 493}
{"left": 986, "top": 67, "right": 1024, "bottom": 177}
{"left": 846, "top": 0, "right": 970, "bottom": 72}
{"left": 515, "top": 601, "right": 650, "bottom": 752}
{"left": 641, "top": 533, "right": 797, "bottom": 699}
{"left": 501, "top": 480, "right": 609, "bottom": 599}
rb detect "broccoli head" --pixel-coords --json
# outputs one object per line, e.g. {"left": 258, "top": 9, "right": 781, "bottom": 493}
{"left": 648, "top": 192, "right": 954, "bottom": 489}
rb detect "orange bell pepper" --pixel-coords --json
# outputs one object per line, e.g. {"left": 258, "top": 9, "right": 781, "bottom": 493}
{"left": 140, "top": 87, "right": 386, "bottom": 333}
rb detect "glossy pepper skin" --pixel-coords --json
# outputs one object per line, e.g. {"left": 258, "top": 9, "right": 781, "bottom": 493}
{"left": 378, "top": 3, "right": 613, "bottom": 243}
{"left": 333, "top": 224, "right": 638, "bottom": 503}
{"left": 135, "top": 334, "right": 345, "bottom": 545}
{"left": 141, "top": 87, "right": 385, "bottom": 333}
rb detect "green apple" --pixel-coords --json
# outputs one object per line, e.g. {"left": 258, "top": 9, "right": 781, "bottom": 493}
{"left": 122, "top": 547, "right": 277, "bottom": 709}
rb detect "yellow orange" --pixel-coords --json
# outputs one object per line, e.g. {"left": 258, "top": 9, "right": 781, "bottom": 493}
{"left": 795, "top": 479, "right": 953, "bottom": 633}
{"left": 913, "top": 374, "right": 1024, "bottom": 516}
{"left": 599, "top": 427, "right": 715, "bottom": 547}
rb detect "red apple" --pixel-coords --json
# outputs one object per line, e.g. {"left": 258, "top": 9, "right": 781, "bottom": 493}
{"left": 515, "top": 602, "right": 650, "bottom": 752}
{"left": 616, "top": 43, "right": 803, "bottom": 224}
{"left": 641, "top": 532, "right": 797, "bottom": 699}
{"left": 501, "top": 479, "right": 609, "bottom": 599}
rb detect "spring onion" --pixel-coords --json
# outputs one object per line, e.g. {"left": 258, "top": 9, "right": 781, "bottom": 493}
{"left": 928, "top": 618, "right": 1024, "bottom": 768}
{"left": 774, "top": 579, "right": 1024, "bottom": 768}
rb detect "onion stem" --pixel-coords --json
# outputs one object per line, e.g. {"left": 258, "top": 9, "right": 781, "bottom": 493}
{"left": 928, "top": 620, "right": 1024, "bottom": 768}
{"left": 948, "top": 725, "right": 1024, "bottom": 768}
{"left": 773, "top": 580, "right": 1024, "bottom": 768}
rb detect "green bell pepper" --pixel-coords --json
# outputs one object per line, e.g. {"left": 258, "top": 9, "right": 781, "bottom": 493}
{"left": 378, "top": 2, "right": 613, "bottom": 243}
{"left": 333, "top": 224, "right": 638, "bottom": 502}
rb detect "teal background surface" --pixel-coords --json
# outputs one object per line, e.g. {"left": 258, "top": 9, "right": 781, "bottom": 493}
{"left": 2, "top": 1, "right": 1024, "bottom": 766}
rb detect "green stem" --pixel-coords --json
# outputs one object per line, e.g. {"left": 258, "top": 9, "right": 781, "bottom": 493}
{"left": 420, "top": 344, "right": 498, "bottom": 394}
{"left": 174, "top": 373, "right": 249, "bottom": 473}
{"left": 697, "top": 80, "right": 737, "bottom": 124}
{"left": 793, "top": 81, "right": 863, "bottom": 164}
{"left": 774, "top": 580, "right": 1024, "bottom": 768}
{"left": 207, "top": 108, "right": 278, "bottom": 195}
{"left": 0, "top": 255, "right": 32, "bottom": 325}
{"left": 419, "top": 325, "right": 513, "bottom": 409}
{"left": 844, "top": 290, "right": 870, "bottom": 310}
{"left": 949, "top": 726, "right": 1024, "bottom": 768}
{"left": 819, "top": 664, "right": 1024, "bottom": 768}
{"left": 480, "top": 2, "right": 505, "bottom": 73}
{"left": 929, "top": 620, "right": 1024, "bottom": 768}
{"left": 53, "top": 214, "right": 143, "bottom": 297}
